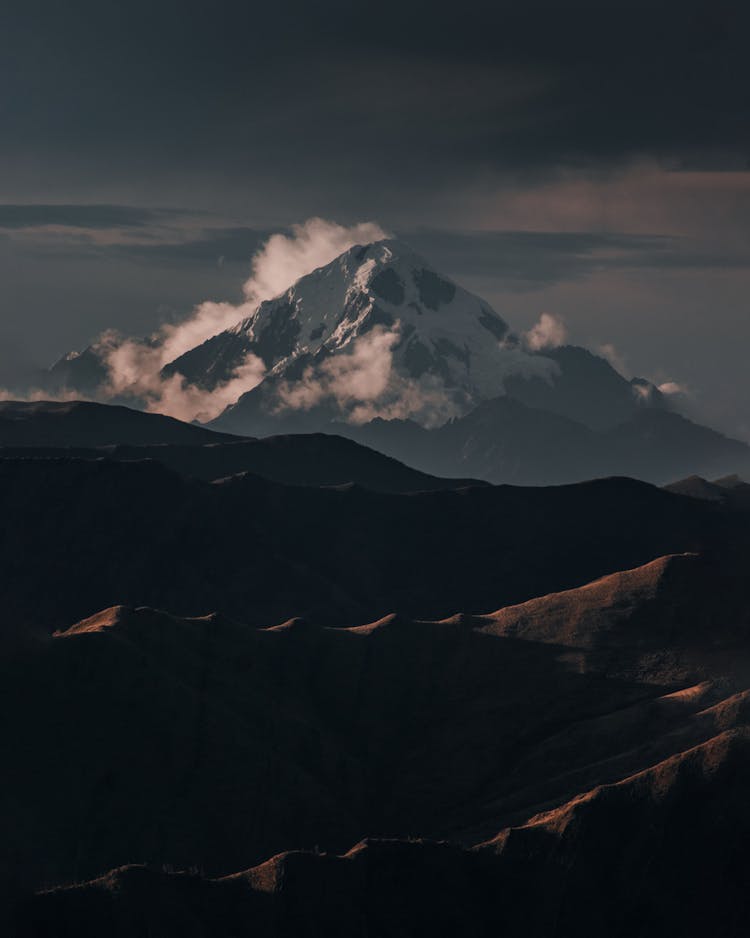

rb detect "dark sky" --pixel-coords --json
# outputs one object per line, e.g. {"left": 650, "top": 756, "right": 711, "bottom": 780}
{"left": 2, "top": 0, "right": 749, "bottom": 435}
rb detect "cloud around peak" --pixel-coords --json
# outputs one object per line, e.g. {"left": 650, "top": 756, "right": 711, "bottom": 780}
{"left": 523, "top": 312, "right": 567, "bottom": 351}
{"left": 69, "top": 219, "right": 389, "bottom": 422}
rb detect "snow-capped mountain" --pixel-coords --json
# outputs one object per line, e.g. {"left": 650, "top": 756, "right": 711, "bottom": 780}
{"left": 44, "top": 237, "right": 664, "bottom": 436}
{"left": 165, "top": 239, "right": 557, "bottom": 427}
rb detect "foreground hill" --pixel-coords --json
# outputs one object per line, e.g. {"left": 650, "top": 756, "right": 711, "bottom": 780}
{"left": 25, "top": 730, "right": 750, "bottom": 938}
{"left": 11, "top": 551, "right": 750, "bottom": 935}
{"left": 0, "top": 457, "right": 735, "bottom": 632}
{"left": 0, "top": 433, "right": 483, "bottom": 492}
{"left": 0, "top": 400, "right": 237, "bottom": 447}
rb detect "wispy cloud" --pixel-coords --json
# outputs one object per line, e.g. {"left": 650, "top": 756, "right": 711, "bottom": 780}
{"left": 77, "top": 218, "right": 388, "bottom": 422}
{"left": 0, "top": 204, "right": 182, "bottom": 230}
{"left": 407, "top": 226, "right": 750, "bottom": 291}
{"left": 523, "top": 312, "right": 567, "bottom": 351}
{"left": 275, "top": 323, "right": 463, "bottom": 427}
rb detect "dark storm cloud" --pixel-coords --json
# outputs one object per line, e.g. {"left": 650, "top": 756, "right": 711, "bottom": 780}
{"left": 96, "top": 221, "right": 750, "bottom": 287}
{"left": 11, "top": 209, "right": 749, "bottom": 287}
{"left": 2, "top": 0, "right": 749, "bottom": 440}
{"left": 3, "top": 0, "right": 749, "bottom": 193}
{"left": 409, "top": 231, "right": 675, "bottom": 286}
{"left": 0, "top": 204, "right": 174, "bottom": 229}
{"left": 408, "top": 230, "right": 750, "bottom": 288}
{"left": 126, "top": 225, "right": 750, "bottom": 284}
{"left": 112, "top": 227, "right": 271, "bottom": 265}
{"left": 0, "top": 217, "right": 269, "bottom": 267}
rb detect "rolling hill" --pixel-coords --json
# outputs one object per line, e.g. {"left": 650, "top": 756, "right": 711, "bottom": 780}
{"left": 11, "top": 550, "right": 750, "bottom": 936}
{"left": 0, "top": 433, "right": 483, "bottom": 492}
{"left": 0, "top": 456, "right": 735, "bottom": 633}
{"left": 0, "top": 400, "right": 238, "bottom": 447}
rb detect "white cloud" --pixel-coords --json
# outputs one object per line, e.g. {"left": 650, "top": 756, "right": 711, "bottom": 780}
{"left": 0, "top": 387, "right": 92, "bottom": 403}
{"left": 523, "top": 312, "right": 567, "bottom": 351}
{"left": 79, "top": 218, "right": 388, "bottom": 422}
{"left": 241, "top": 218, "right": 389, "bottom": 305}
{"left": 658, "top": 380, "right": 690, "bottom": 397}
{"left": 276, "top": 323, "right": 462, "bottom": 427}
{"left": 597, "top": 342, "right": 629, "bottom": 377}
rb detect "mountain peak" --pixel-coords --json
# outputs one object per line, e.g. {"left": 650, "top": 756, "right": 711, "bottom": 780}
{"left": 176, "top": 240, "right": 563, "bottom": 432}
{"left": 43, "top": 237, "right": 671, "bottom": 440}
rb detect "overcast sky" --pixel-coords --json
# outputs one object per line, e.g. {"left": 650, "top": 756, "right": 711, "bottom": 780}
{"left": 2, "top": 0, "right": 749, "bottom": 436}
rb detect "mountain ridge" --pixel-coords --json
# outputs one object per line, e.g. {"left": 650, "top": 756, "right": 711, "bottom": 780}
{"left": 0, "top": 455, "right": 735, "bottom": 633}
{"left": 337, "top": 396, "right": 750, "bottom": 486}
{"left": 0, "top": 400, "right": 239, "bottom": 446}
{"left": 12, "top": 549, "right": 750, "bottom": 936}
{"left": 31, "top": 238, "right": 740, "bottom": 487}
{"left": 25, "top": 726, "right": 750, "bottom": 938}
{"left": 0, "top": 430, "right": 484, "bottom": 492}
{"left": 43, "top": 240, "right": 665, "bottom": 439}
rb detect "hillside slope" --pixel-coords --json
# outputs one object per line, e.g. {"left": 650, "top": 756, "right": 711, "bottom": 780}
{"left": 0, "top": 433, "right": 482, "bottom": 492}
{"left": 0, "top": 401, "right": 238, "bottom": 447}
{"left": 0, "top": 457, "right": 735, "bottom": 632}
{"left": 12, "top": 551, "right": 750, "bottom": 936}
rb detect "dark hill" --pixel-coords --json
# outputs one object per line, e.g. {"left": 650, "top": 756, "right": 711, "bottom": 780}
{"left": 12, "top": 550, "right": 750, "bottom": 936}
{"left": 0, "top": 433, "right": 483, "bottom": 492}
{"left": 0, "top": 400, "right": 238, "bottom": 446}
{"left": 0, "top": 457, "right": 735, "bottom": 632}
{"left": 25, "top": 731, "right": 750, "bottom": 938}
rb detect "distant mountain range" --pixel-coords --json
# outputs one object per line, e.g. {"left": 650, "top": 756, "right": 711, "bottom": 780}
{"left": 0, "top": 454, "right": 732, "bottom": 634}
{"left": 0, "top": 401, "right": 483, "bottom": 493}
{"left": 5, "top": 396, "right": 750, "bottom": 935}
{"left": 39, "top": 238, "right": 750, "bottom": 485}
{"left": 338, "top": 397, "right": 750, "bottom": 486}
{"left": 665, "top": 472, "right": 750, "bottom": 510}
{"left": 194, "top": 242, "right": 670, "bottom": 443}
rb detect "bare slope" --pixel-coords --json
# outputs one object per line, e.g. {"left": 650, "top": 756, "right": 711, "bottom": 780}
{"left": 0, "top": 457, "right": 734, "bottom": 631}
{"left": 11, "top": 551, "right": 750, "bottom": 936}
{"left": 0, "top": 400, "right": 237, "bottom": 446}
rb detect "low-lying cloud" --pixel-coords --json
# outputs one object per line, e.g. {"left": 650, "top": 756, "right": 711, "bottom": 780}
{"left": 240, "top": 218, "right": 388, "bottom": 305}
{"left": 65, "top": 218, "right": 388, "bottom": 421}
{"left": 276, "top": 323, "right": 463, "bottom": 427}
{"left": 658, "top": 380, "right": 691, "bottom": 398}
{"left": 0, "top": 214, "right": 695, "bottom": 432}
{"left": 0, "top": 204, "right": 167, "bottom": 230}
{"left": 597, "top": 342, "right": 629, "bottom": 377}
{"left": 523, "top": 312, "right": 567, "bottom": 351}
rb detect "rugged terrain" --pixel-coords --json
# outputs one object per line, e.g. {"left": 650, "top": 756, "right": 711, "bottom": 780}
{"left": 0, "top": 454, "right": 734, "bottom": 633}
{"left": 340, "top": 396, "right": 750, "bottom": 485}
{"left": 11, "top": 551, "right": 750, "bottom": 936}
{"left": 3, "top": 400, "right": 750, "bottom": 936}
{"left": 42, "top": 239, "right": 750, "bottom": 486}
{"left": 0, "top": 400, "right": 237, "bottom": 447}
